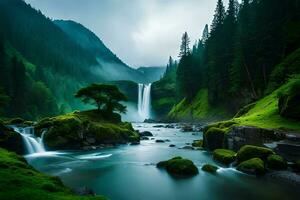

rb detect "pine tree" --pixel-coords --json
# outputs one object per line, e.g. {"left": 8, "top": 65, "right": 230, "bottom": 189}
{"left": 201, "top": 24, "right": 209, "bottom": 44}
{"left": 179, "top": 32, "right": 190, "bottom": 58}
{"left": 211, "top": 0, "right": 226, "bottom": 33}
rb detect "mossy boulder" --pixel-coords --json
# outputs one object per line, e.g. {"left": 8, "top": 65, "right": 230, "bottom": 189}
{"left": 267, "top": 155, "right": 287, "bottom": 170}
{"left": 237, "top": 158, "right": 265, "bottom": 175}
{"left": 0, "top": 122, "right": 25, "bottom": 154}
{"left": 213, "top": 149, "right": 236, "bottom": 165}
{"left": 201, "top": 164, "right": 218, "bottom": 173}
{"left": 192, "top": 140, "right": 203, "bottom": 148}
{"left": 203, "top": 127, "right": 226, "bottom": 150}
{"left": 236, "top": 145, "right": 274, "bottom": 163}
{"left": 35, "top": 110, "right": 139, "bottom": 150}
{"left": 157, "top": 156, "right": 199, "bottom": 177}
{"left": 0, "top": 148, "right": 107, "bottom": 200}
{"left": 278, "top": 80, "right": 300, "bottom": 120}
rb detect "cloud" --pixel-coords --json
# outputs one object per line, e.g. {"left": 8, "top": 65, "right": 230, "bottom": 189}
{"left": 25, "top": 0, "right": 231, "bottom": 67}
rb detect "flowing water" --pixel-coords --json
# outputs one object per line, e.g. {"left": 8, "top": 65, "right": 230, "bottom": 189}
{"left": 138, "top": 83, "right": 152, "bottom": 121}
{"left": 20, "top": 123, "right": 299, "bottom": 200}
{"left": 12, "top": 126, "right": 45, "bottom": 154}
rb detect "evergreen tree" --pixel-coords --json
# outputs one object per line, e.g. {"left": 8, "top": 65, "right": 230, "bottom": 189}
{"left": 211, "top": 0, "right": 226, "bottom": 33}
{"left": 179, "top": 32, "right": 191, "bottom": 58}
{"left": 201, "top": 24, "right": 209, "bottom": 44}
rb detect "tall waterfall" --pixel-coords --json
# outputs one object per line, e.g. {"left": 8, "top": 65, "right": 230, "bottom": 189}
{"left": 138, "top": 83, "right": 152, "bottom": 121}
{"left": 13, "top": 126, "right": 46, "bottom": 154}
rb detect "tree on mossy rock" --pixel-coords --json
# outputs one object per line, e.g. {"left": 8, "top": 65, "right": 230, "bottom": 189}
{"left": 75, "top": 84, "right": 127, "bottom": 115}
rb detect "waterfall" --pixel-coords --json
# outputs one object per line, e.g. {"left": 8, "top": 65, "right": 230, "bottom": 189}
{"left": 138, "top": 83, "right": 152, "bottom": 121}
{"left": 13, "top": 126, "right": 46, "bottom": 154}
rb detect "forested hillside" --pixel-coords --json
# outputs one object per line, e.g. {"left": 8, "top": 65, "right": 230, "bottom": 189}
{"left": 0, "top": 0, "right": 146, "bottom": 119}
{"left": 158, "top": 0, "right": 300, "bottom": 122}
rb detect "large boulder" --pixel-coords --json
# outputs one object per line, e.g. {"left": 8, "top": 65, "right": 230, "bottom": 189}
{"left": 139, "top": 131, "right": 153, "bottom": 137}
{"left": 0, "top": 122, "right": 25, "bottom": 154}
{"left": 267, "top": 155, "right": 287, "bottom": 170}
{"left": 237, "top": 158, "right": 265, "bottom": 175}
{"left": 35, "top": 111, "right": 139, "bottom": 150}
{"left": 201, "top": 164, "right": 218, "bottom": 173}
{"left": 236, "top": 145, "right": 274, "bottom": 163}
{"left": 213, "top": 149, "right": 236, "bottom": 165}
{"left": 157, "top": 156, "right": 199, "bottom": 177}
{"left": 203, "top": 127, "right": 226, "bottom": 150}
{"left": 192, "top": 140, "right": 203, "bottom": 148}
{"left": 226, "top": 126, "right": 284, "bottom": 151}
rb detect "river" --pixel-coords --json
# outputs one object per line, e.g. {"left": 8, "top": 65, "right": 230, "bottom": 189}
{"left": 24, "top": 123, "right": 298, "bottom": 200}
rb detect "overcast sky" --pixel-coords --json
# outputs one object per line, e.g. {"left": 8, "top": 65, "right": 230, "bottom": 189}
{"left": 25, "top": 0, "right": 231, "bottom": 68}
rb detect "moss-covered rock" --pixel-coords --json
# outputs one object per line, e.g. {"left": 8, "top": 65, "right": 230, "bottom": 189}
{"left": 0, "top": 122, "right": 25, "bottom": 154}
{"left": 236, "top": 145, "right": 274, "bottom": 163}
{"left": 0, "top": 148, "right": 107, "bottom": 200}
{"left": 237, "top": 158, "right": 265, "bottom": 175}
{"left": 203, "top": 127, "right": 226, "bottom": 150}
{"left": 192, "top": 140, "right": 203, "bottom": 148}
{"left": 201, "top": 164, "right": 218, "bottom": 173}
{"left": 35, "top": 110, "right": 139, "bottom": 150}
{"left": 157, "top": 156, "right": 199, "bottom": 177}
{"left": 213, "top": 149, "right": 236, "bottom": 165}
{"left": 267, "top": 155, "right": 287, "bottom": 170}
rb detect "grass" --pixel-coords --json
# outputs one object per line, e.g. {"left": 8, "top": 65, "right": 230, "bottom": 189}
{"left": 168, "top": 89, "right": 229, "bottom": 121}
{"left": 233, "top": 77, "right": 300, "bottom": 132}
{"left": 0, "top": 148, "right": 107, "bottom": 200}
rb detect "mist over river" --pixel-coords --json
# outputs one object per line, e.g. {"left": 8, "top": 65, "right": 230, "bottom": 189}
{"left": 25, "top": 123, "right": 299, "bottom": 200}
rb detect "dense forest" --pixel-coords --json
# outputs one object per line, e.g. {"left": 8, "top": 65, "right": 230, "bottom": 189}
{"left": 153, "top": 0, "right": 300, "bottom": 121}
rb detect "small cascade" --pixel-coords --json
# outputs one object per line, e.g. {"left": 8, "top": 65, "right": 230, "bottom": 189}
{"left": 13, "top": 126, "right": 46, "bottom": 154}
{"left": 138, "top": 83, "right": 152, "bottom": 121}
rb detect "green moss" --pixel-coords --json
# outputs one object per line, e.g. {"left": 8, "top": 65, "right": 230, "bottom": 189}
{"left": 278, "top": 79, "right": 300, "bottom": 120}
{"left": 237, "top": 158, "right": 265, "bottom": 175}
{"left": 0, "top": 148, "right": 107, "bottom": 200}
{"left": 213, "top": 149, "right": 236, "bottom": 165}
{"left": 236, "top": 145, "right": 274, "bottom": 163}
{"left": 201, "top": 164, "right": 218, "bottom": 173}
{"left": 168, "top": 89, "right": 229, "bottom": 121}
{"left": 192, "top": 140, "right": 203, "bottom": 148}
{"left": 267, "top": 155, "right": 287, "bottom": 170}
{"left": 232, "top": 77, "right": 300, "bottom": 132}
{"left": 203, "top": 127, "right": 226, "bottom": 151}
{"left": 35, "top": 110, "right": 138, "bottom": 150}
{"left": 157, "top": 156, "right": 199, "bottom": 176}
